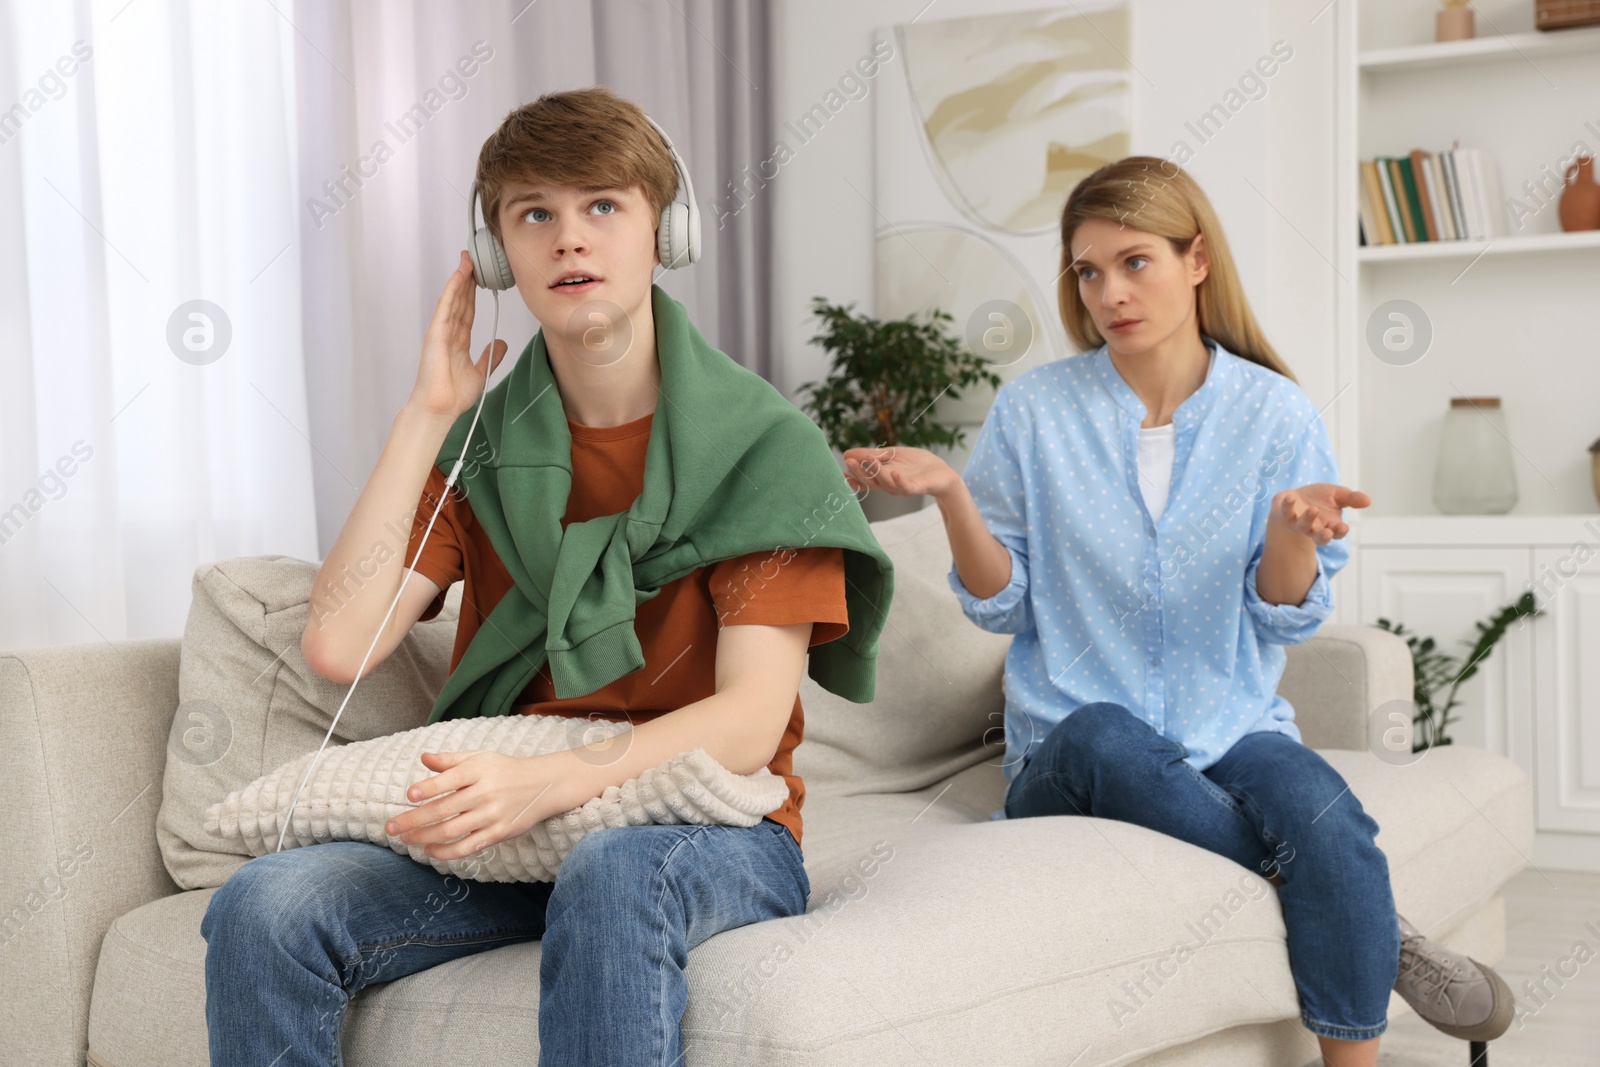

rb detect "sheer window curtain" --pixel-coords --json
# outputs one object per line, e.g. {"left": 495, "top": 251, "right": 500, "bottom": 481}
{"left": 1, "top": 1, "right": 313, "bottom": 655}
{"left": 1, "top": 0, "right": 774, "bottom": 652}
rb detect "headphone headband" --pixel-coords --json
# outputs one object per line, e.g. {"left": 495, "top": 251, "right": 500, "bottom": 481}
{"left": 641, "top": 114, "right": 701, "bottom": 270}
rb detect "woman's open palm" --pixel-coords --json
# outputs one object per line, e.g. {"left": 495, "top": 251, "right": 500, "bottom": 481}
{"left": 840, "top": 446, "right": 959, "bottom": 499}
{"left": 1272, "top": 483, "right": 1372, "bottom": 544}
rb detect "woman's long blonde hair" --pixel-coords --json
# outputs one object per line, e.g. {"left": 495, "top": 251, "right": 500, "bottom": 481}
{"left": 1056, "top": 156, "right": 1297, "bottom": 383}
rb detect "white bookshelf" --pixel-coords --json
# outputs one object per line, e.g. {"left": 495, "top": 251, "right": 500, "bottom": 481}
{"left": 1358, "top": 227, "right": 1600, "bottom": 263}
{"left": 1341, "top": 0, "right": 1600, "bottom": 522}
{"left": 1359, "top": 21, "right": 1600, "bottom": 71}
{"left": 1338, "top": 1, "right": 1600, "bottom": 870}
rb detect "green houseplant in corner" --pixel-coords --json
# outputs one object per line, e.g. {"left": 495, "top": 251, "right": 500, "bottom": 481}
{"left": 1375, "top": 591, "right": 1542, "bottom": 751}
{"left": 798, "top": 297, "right": 1002, "bottom": 522}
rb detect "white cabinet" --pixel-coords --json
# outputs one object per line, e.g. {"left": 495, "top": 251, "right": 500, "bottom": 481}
{"left": 1531, "top": 545, "right": 1600, "bottom": 837}
{"left": 1358, "top": 546, "right": 1534, "bottom": 769}
{"left": 1359, "top": 517, "right": 1600, "bottom": 871}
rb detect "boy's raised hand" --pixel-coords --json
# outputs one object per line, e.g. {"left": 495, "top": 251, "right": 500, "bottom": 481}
{"left": 411, "top": 249, "right": 509, "bottom": 419}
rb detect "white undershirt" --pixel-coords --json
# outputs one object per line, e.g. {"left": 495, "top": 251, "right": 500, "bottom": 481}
{"left": 1136, "top": 347, "right": 1214, "bottom": 522}
{"left": 1137, "top": 423, "right": 1177, "bottom": 521}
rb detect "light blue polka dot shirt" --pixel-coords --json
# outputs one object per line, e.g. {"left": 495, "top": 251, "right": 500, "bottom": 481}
{"left": 947, "top": 336, "right": 1349, "bottom": 822}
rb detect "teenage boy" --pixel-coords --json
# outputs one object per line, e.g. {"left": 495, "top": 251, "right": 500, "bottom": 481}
{"left": 199, "top": 86, "right": 893, "bottom": 1065}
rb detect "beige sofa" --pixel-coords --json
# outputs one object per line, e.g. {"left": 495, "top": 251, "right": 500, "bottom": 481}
{"left": 2, "top": 503, "right": 1534, "bottom": 1066}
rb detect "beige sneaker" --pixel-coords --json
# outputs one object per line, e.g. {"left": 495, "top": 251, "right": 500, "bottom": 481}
{"left": 1393, "top": 913, "right": 1515, "bottom": 1042}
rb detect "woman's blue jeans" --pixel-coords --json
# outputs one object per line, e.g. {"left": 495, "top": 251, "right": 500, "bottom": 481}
{"left": 199, "top": 816, "right": 809, "bottom": 1066}
{"left": 1004, "top": 702, "right": 1398, "bottom": 1041}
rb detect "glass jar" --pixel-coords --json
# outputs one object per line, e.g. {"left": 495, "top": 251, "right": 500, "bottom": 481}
{"left": 1433, "top": 397, "right": 1518, "bottom": 514}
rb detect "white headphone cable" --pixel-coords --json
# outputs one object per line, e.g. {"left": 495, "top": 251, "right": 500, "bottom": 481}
{"left": 274, "top": 286, "right": 501, "bottom": 854}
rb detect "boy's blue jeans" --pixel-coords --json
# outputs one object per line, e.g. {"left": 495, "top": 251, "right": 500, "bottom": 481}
{"left": 1003, "top": 701, "right": 1399, "bottom": 1042}
{"left": 199, "top": 816, "right": 809, "bottom": 1066}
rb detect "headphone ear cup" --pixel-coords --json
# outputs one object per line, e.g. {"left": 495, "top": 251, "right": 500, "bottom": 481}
{"left": 659, "top": 202, "right": 690, "bottom": 269}
{"left": 469, "top": 226, "right": 514, "bottom": 290}
{"left": 656, "top": 204, "right": 675, "bottom": 269}
{"left": 684, "top": 199, "right": 701, "bottom": 265}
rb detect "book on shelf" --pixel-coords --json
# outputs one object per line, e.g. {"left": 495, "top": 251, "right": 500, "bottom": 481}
{"left": 1358, "top": 144, "right": 1506, "bottom": 245}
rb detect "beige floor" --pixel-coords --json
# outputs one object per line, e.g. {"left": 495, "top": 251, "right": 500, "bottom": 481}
{"left": 1375, "top": 868, "right": 1600, "bottom": 1066}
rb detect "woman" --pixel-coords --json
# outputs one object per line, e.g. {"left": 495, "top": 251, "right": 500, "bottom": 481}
{"left": 842, "top": 156, "right": 1513, "bottom": 1067}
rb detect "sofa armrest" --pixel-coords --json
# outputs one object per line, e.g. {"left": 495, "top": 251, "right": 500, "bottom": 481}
{"left": 0, "top": 637, "right": 183, "bottom": 1065}
{"left": 1278, "top": 624, "right": 1414, "bottom": 752}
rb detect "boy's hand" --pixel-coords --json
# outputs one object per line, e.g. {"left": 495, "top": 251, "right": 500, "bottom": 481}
{"left": 383, "top": 749, "right": 568, "bottom": 861}
{"left": 411, "top": 250, "right": 509, "bottom": 419}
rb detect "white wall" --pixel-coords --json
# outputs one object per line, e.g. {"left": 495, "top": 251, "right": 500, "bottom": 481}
{"left": 768, "top": 0, "right": 1345, "bottom": 479}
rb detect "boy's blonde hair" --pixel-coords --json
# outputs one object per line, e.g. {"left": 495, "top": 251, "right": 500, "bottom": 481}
{"left": 1056, "top": 156, "right": 1297, "bottom": 383}
{"left": 474, "top": 86, "right": 678, "bottom": 250}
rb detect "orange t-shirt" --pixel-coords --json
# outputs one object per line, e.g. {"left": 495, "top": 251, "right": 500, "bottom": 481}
{"left": 403, "top": 410, "right": 849, "bottom": 851}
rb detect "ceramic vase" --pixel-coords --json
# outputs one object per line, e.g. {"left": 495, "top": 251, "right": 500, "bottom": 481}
{"left": 1434, "top": 397, "right": 1518, "bottom": 514}
{"left": 1559, "top": 155, "right": 1600, "bottom": 232}
{"left": 1436, "top": 7, "right": 1474, "bottom": 41}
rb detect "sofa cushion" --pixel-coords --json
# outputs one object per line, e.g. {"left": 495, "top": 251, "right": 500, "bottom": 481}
{"left": 97, "top": 735, "right": 1530, "bottom": 1066}
{"left": 156, "top": 556, "right": 461, "bottom": 890}
{"left": 794, "top": 504, "right": 1012, "bottom": 797}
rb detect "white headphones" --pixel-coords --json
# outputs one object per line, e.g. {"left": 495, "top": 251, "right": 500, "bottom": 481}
{"left": 467, "top": 113, "right": 701, "bottom": 290}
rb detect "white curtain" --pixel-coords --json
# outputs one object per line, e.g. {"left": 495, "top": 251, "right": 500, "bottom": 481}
{"left": 1, "top": 0, "right": 774, "bottom": 652}
{"left": 1, "top": 1, "right": 313, "bottom": 652}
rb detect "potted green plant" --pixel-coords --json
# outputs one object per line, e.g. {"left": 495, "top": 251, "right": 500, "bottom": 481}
{"left": 798, "top": 297, "right": 1002, "bottom": 521}
{"left": 1375, "top": 591, "right": 1541, "bottom": 750}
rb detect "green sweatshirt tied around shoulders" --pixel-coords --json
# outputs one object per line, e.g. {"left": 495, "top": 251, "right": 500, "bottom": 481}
{"left": 422, "top": 283, "right": 895, "bottom": 725}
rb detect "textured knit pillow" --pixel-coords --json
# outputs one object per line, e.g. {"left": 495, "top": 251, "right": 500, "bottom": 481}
{"left": 204, "top": 712, "right": 789, "bottom": 882}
